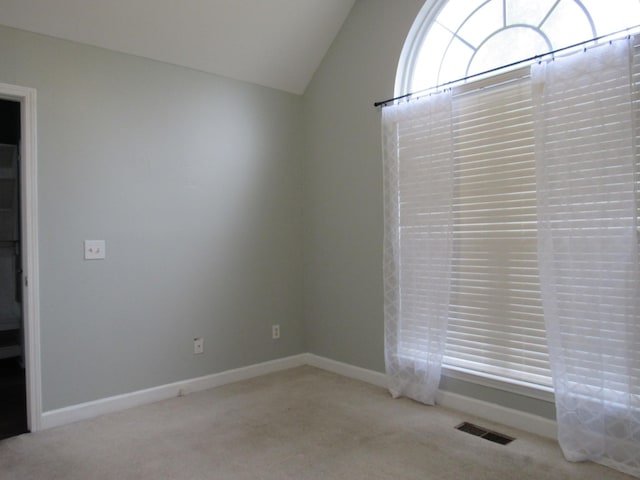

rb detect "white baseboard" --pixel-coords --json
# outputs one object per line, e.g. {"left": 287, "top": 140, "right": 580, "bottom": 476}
{"left": 39, "top": 352, "right": 557, "bottom": 441}
{"left": 40, "top": 354, "right": 307, "bottom": 430}
{"left": 303, "top": 353, "right": 388, "bottom": 388}
{"left": 435, "top": 390, "right": 557, "bottom": 440}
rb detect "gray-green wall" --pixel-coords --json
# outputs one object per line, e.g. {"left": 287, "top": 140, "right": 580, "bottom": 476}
{"left": 302, "top": 0, "right": 423, "bottom": 372}
{"left": 0, "top": 0, "right": 555, "bottom": 420}
{"left": 0, "top": 26, "right": 305, "bottom": 411}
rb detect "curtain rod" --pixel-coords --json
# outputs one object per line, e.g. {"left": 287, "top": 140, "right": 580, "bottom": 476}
{"left": 374, "top": 25, "right": 640, "bottom": 108}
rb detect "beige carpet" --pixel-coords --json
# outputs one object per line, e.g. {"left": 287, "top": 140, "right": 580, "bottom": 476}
{"left": 0, "top": 366, "right": 633, "bottom": 479}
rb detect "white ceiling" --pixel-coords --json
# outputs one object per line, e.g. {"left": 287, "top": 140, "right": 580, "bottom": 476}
{"left": 0, "top": 0, "right": 356, "bottom": 94}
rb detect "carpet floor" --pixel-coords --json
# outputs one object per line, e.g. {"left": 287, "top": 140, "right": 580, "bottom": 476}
{"left": 0, "top": 366, "right": 633, "bottom": 479}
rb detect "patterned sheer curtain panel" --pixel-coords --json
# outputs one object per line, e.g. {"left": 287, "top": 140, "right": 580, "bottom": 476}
{"left": 382, "top": 92, "right": 454, "bottom": 405}
{"left": 533, "top": 38, "right": 640, "bottom": 477}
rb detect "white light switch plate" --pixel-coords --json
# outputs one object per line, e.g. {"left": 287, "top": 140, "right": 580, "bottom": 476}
{"left": 84, "top": 240, "right": 106, "bottom": 260}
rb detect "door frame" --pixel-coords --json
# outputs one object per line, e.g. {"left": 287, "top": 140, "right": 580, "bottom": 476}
{"left": 0, "top": 82, "right": 41, "bottom": 432}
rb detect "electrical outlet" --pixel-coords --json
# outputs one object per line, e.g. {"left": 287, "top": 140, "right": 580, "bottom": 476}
{"left": 193, "top": 337, "right": 204, "bottom": 354}
{"left": 272, "top": 324, "right": 280, "bottom": 340}
{"left": 84, "top": 240, "right": 106, "bottom": 260}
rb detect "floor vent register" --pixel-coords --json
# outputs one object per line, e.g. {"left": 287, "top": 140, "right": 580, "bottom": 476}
{"left": 455, "top": 422, "right": 515, "bottom": 445}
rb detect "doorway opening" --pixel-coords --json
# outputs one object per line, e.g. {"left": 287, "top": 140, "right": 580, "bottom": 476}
{"left": 0, "top": 98, "right": 27, "bottom": 439}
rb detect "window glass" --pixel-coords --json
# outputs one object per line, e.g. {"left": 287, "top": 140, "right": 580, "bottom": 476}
{"left": 409, "top": 0, "right": 640, "bottom": 92}
{"left": 506, "top": 0, "right": 557, "bottom": 25}
{"left": 469, "top": 27, "right": 549, "bottom": 75}
{"left": 457, "top": 0, "right": 503, "bottom": 48}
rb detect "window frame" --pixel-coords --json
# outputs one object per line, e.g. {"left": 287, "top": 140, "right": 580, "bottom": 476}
{"left": 394, "top": 0, "right": 640, "bottom": 402}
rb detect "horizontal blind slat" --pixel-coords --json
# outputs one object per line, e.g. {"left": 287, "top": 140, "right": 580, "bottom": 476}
{"left": 445, "top": 73, "right": 552, "bottom": 387}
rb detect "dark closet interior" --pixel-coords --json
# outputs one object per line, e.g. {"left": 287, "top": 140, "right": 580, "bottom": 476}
{"left": 0, "top": 98, "right": 27, "bottom": 440}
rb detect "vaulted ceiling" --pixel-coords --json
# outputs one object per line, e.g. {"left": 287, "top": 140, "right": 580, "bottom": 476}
{"left": 0, "top": 0, "right": 356, "bottom": 94}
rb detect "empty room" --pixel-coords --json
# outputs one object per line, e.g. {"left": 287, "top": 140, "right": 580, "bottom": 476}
{"left": 0, "top": 0, "right": 638, "bottom": 478}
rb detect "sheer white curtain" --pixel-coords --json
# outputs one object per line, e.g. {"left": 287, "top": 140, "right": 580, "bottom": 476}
{"left": 533, "top": 38, "right": 640, "bottom": 477}
{"left": 382, "top": 92, "right": 454, "bottom": 405}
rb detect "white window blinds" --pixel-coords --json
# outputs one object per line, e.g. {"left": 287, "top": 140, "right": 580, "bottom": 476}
{"left": 444, "top": 70, "right": 552, "bottom": 387}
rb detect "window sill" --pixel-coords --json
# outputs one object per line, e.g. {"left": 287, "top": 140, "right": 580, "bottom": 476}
{"left": 441, "top": 364, "right": 556, "bottom": 403}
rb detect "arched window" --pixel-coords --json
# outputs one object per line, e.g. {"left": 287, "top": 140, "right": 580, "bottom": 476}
{"left": 397, "top": 0, "right": 640, "bottom": 95}
{"left": 387, "top": 0, "right": 640, "bottom": 394}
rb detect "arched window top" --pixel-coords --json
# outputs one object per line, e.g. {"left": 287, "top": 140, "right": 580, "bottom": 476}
{"left": 398, "top": 0, "right": 640, "bottom": 95}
